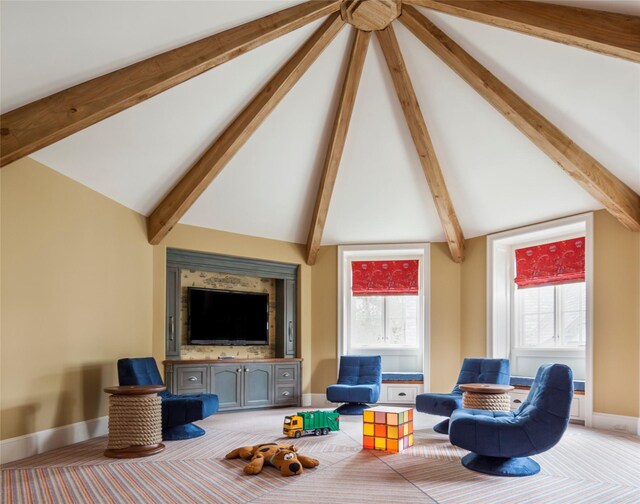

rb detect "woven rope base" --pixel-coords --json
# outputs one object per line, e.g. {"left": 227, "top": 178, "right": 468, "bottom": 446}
{"left": 463, "top": 392, "right": 511, "bottom": 411}
{"left": 105, "top": 394, "right": 164, "bottom": 458}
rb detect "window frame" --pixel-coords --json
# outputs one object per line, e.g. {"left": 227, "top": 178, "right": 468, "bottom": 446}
{"left": 487, "top": 213, "right": 593, "bottom": 427}
{"left": 338, "top": 244, "right": 430, "bottom": 391}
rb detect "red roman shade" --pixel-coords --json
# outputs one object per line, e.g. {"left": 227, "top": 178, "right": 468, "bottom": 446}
{"left": 351, "top": 260, "right": 419, "bottom": 296}
{"left": 514, "top": 237, "right": 585, "bottom": 288}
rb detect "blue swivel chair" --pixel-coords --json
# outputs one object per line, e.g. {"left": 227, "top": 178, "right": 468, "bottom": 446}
{"left": 449, "top": 363, "right": 573, "bottom": 477}
{"left": 416, "top": 358, "right": 510, "bottom": 434}
{"left": 326, "top": 355, "right": 382, "bottom": 415}
{"left": 118, "top": 357, "right": 219, "bottom": 441}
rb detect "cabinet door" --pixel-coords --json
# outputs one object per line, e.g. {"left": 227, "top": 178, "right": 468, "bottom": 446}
{"left": 212, "top": 365, "right": 243, "bottom": 410}
{"left": 244, "top": 364, "right": 273, "bottom": 408}
{"left": 284, "top": 279, "right": 296, "bottom": 358}
{"left": 165, "top": 267, "right": 180, "bottom": 357}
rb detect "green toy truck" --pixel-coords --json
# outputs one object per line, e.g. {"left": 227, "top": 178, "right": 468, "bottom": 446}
{"left": 283, "top": 410, "right": 340, "bottom": 438}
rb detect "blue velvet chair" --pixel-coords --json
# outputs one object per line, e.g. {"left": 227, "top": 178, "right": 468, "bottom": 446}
{"left": 118, "top": 357, "right": 219, "bottom": 441}
{"left": 449, "top": 363, "right": 573, "bottom": 477}
{"left": 326, "top": 355, "right": 382, "bottom": 415}
{"left": 416, "top": 358, "right": 510, "bottom": 434}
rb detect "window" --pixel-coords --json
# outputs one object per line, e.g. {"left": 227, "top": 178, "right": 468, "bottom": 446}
{"left": 338, "top": 244, "right": 429, "bottom": 377}
{"left": 487, "top": 213, "right": 592, "bottom": 382}
{"left": 515, "top": 282, "right": 586, "bottom": 349}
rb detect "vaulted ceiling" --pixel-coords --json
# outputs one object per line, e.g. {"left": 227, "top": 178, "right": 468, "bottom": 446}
{"left": 1, "top": 1, "right": 639, "bottom": 264}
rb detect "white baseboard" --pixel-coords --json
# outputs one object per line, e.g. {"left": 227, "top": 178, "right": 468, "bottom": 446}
{"left": 591, "top": 412, "right": 639, "bottom": 436}
{"left": 1, "top": 416, "right": 108, "bottom": 465}
{"left": 302, "top": 393, "right": 333, "bottom": 408}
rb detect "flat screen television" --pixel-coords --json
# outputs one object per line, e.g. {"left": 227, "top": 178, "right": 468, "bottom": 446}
{"left": 187, "top": 287, "right": 269, "bottom": 346}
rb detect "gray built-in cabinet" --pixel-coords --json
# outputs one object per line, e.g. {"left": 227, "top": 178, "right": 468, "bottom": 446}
{"left": 165, "top": 360, "right": 301, "bottom": 411}
{"left": 164, "top": 249, "right": 301, "bottom": 409}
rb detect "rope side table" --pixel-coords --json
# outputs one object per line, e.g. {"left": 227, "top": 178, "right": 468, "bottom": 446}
{"left": 459, "top": 383, "right": 514, "bottom": 412}
{"left": 104, "top": 385, "right": 166, "bottom": 458}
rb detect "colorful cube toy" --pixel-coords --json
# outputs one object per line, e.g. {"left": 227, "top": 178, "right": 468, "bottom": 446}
{"left": 363, "top": 406, "right": 414, "bottom": 453}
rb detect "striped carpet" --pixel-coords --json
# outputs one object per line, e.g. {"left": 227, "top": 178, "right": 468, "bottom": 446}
{"left": 2, "top": 407, "right": 639, "bottom": 503}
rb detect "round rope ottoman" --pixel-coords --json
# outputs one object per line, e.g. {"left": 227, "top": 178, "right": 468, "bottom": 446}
{"left": 459, "top": 383, "right": 514, "bottom": 412}
{"left": 104, "top": 385, "right": 166, "bottom": 458}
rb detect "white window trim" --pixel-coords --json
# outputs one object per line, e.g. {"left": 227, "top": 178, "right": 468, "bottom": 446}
{"left": 487, "top": 213, "right": 593, "bottom": 427}
{"left": 337, "top": 243, "right": 431, "bottom": 393}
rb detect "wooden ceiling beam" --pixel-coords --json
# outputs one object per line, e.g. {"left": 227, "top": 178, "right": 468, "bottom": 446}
{"left": 376, "top": 24, "right": 465, "bottom": 263}
{"left": 404, "top": 0, "right": 640, "bottom": 63}
{"left": 400, "top": 6, "right": 640, "bottom": 232}
{"left": 147, "top": 14, "right": 345, "bottom": 245}
{"left": 0, "top": 0, "right": 341, "bottom": 167}
{"left": 306, "top": 30, "right": 371, "bottom": 266}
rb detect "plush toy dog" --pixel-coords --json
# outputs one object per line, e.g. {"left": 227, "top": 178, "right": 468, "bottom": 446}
{"left": 225, "top": 443, "right": 319, "bottom": 476}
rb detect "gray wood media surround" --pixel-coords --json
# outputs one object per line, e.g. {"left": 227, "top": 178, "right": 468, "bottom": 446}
{"left": 164, "top": 249, "right": 301, "bottom": 411}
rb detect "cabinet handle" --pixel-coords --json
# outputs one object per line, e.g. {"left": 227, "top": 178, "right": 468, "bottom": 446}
{"left": 282, "top": 391, "right": 290, "bottom": 396}
{"left": 187, "top": 376, "right": 198, "bottom": 382}
{"left": 399, "top": 392, "right": 407, "bottom": 397}
{"left": 244, "top": 368, "right": 249, "bottom": 372}
{"left": 288, "top": 321, "right": 293, "bottom": 343}
{"left": 169, "top": 316, "right": 175, "bottom": 341}
{"left": 282, "top": 372, "right": 290, "bottom": 377}
{"left": 236, "top": 368, "right": 242, "bottom": 373}
{"left": 514, "top": 399, "right": 522, "bottom": 404}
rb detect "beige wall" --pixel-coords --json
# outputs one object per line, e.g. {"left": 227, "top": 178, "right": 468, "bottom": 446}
{"left": 460, "top": 236, "right": 487, "bottom": 358}
{"left": 310, "top": 246, "right": 338, "bottom": 394}
{"left": 429, "top": 243, "right": 462, "bottom": 392}
{"left": 592, "top": 211, "right": 640, "bottom": 416}
{"left": 151, "top": 224, "right": 313, "bottom": 394}
{"left": 1, "top": 158, "right": 153, "bottom": 440}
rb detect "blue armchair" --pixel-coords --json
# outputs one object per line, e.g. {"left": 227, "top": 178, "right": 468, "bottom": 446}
{"left": 416, "top": 358, "right": 510, "bottom": 434}
{"left": 449, "top": 363, "right": 573, "bottom": 477}
{"left": 326, "top": 355, "right": 382, "bottom": 415}
{"left": 118, "top": 357, "right": 219, "bottom": 441}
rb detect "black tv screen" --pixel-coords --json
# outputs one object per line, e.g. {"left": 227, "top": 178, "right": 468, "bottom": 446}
{"left": 187, "top": 288, "right": 269, "bottom": 346}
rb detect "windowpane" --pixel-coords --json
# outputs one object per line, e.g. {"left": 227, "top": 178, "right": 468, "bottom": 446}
{"left": 539, "top": 314, "right": 555, "bottom": 346}
{"left": 538, "top": 286, "right": 555, "bottom": 313}
{"left": 351, "top": 297, "right": 384, "bottom": 346}
{"left": 558, "top": 283, "right": 586, "bottom": 347}
{"left": 386, "top": 296, "right": 418, "bottom": 347}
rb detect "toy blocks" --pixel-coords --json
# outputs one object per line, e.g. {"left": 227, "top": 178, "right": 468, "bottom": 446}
{"left": 362, "top": 406, "right": 414, "bottom": 453}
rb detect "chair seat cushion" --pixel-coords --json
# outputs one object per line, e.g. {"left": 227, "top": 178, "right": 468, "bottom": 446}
{"left": 326, "top": 384, "right": 378, "bottom": 404}
{"left": 161, "top": 393, "right": 219, "bottom": 428}
{"left": 416, "top": 392, "right": 462, "bottom": 417}
{"left": 449, "top": 408, "right": 537, "bottom": 458}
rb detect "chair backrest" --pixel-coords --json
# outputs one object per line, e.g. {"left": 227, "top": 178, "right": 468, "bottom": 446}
{"left": 337, "top": 355, "right": 382, "bottom": 386}
{"left": 452, "top": 358, "right": 510, "bottom": 394}
{"left": 515, "top": 363, "right": 573, "bottom": 451}
{"left": 118, "top": 357, "right": 164, "bottom": 386}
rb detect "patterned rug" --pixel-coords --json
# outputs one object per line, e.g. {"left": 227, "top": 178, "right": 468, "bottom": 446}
{"left": 2, "top": 407, "right": 639, "bottom": 503}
